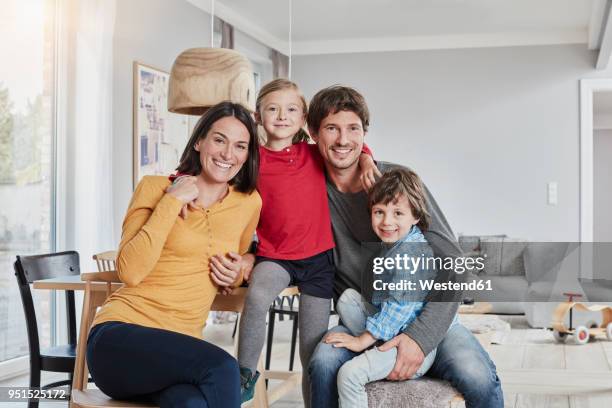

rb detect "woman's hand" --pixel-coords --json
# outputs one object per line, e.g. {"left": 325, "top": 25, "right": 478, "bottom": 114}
{"left": 166, "top": 176, "right": 199, "bottom": 219}
{"left": 241, "top": 253, "right": 256, "bottom": 282}
{"left": 216, "top": 254, "right": 255, "bottom": 295}
{"left": 166, "top": 176, "right": 199, "bottom": 204}
{"left": 358, "top": 153, "right": 382, "bottom": 191}
{"left": 210, "top": 252, "right": 242, "bottom": 289}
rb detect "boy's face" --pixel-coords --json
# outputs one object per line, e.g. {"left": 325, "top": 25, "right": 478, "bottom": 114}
{"left": 371, "top": 194, "right": 419, "bottom": 243}
{"left": 311, "top": 110, "right": 365, "bottom": 171}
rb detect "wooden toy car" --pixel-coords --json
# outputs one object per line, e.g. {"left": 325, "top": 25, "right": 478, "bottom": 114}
{"left": 551, "top": 293, "right": 612, "bottom": 345}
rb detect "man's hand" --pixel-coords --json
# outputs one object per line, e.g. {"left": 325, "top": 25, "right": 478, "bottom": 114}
{"left": 378, "top": 333, "right": 424, "bottom": 380}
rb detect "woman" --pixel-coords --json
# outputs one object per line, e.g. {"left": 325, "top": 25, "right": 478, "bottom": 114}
{"left": 86, "top": 102, "right": 261, "bottom": 408}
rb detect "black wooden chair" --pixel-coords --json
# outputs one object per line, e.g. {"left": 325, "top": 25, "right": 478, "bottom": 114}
{"left": 264, "top": 294, "right": 338, "bottom": 373}
{"left": 265, "top": 294, "right": 300, "bottom": 372}
{"left": 14, "top": 251, "right": 81, "bottom": 408}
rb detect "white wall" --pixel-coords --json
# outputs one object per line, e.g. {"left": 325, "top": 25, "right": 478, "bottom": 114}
{"left": 111, "top": 0, "right": 272, "bottom": 241}
{"left": 110, "top": 10, "right": 610, "bottom": 243}
{"left": 594, "top": 130, "right": 612, "bottom": 242}
{"left": 293, "top": 44, "right": 612, "bottom": 241}
{"left": 112, "top": 0, "right": 210, "bottom": 242}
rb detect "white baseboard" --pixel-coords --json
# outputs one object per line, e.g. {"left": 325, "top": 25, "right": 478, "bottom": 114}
{"left": 0, "top": 356, "right": 29, "bottom": 382}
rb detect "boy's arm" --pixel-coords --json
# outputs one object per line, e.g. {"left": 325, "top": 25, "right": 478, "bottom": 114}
{"left": 367, "top": 300, "right": 422, "bottom": 342}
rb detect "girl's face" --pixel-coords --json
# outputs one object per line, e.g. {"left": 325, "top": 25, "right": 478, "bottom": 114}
{"left": 257, "top": 89, "right": 306, "bottom": 142}
{"left": 194, "top": 116, "right": 250, "bottom": 186}
{"left": 371, "top": 194, "right": 419, "bottom": 243}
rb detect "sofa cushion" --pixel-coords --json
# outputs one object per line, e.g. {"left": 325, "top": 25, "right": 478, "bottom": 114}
{"left": 523, "top": 242, "right": 570, "bottom": 283}
{"left": 458, "top": 235, "right": 482, "bottom": 255}
{"left": 480, "top": 237, "right": 526, "bottom": 276}
{"left": 499, "top": 238, "right": 527, "bottom": 277}
{"left": 458, "top": 234, "right": 506, "bottom": 255}
{"left": 480, "top": 237, "right": 503, "bottom": 275}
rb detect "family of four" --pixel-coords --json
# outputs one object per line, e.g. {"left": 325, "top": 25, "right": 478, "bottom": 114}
{"left": 86, "top": 80, "right": 503, "bottom": 408}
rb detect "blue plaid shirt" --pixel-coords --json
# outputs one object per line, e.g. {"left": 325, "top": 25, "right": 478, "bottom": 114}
{"left": 366, "top": 226, "right": 436, "bottom": 341}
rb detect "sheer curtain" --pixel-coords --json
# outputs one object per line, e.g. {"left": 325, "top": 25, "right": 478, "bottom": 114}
{"left": 69, "top": 0, "right": 116, "bottom": 270}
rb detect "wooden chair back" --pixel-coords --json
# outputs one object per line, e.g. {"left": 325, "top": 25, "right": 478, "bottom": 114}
{"left": 93, "top": 251, "right": 117, "bottom": 272}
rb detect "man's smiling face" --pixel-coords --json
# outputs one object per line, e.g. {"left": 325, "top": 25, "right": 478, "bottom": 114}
{"left": 312, "top": 110, "right": 365, "bottom": 171}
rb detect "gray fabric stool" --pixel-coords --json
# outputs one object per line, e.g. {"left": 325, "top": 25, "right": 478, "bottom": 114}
{"left": 366, "top": 377, "right": 465, "bottom": 408}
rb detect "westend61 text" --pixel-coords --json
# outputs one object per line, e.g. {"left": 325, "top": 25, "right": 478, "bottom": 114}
{"left": 372, "top": 279, "right": 493, "bottom": 292}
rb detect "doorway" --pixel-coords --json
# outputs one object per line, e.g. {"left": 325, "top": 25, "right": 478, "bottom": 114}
{"left": 580, "top": 79, "right": 612, "bottom": 281}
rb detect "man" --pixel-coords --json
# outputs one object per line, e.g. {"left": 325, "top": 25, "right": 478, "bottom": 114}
{"left": 306, "top": 85, "right": 503, "bottom": 408}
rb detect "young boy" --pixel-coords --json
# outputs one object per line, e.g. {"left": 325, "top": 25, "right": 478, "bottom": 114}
{"left": 324, "top": 168, "right": 459, "bottom": 408}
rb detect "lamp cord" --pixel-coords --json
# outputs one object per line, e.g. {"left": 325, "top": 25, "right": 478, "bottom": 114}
{"left": 210, "top": 0, "right": 215, "bottom": 48}
{"left": 288, "top": 0, "right": 292, "bottom": 79}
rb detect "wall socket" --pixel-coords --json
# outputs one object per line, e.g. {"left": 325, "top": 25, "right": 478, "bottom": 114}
{"left": 547, "top": 182, "right": 558, "bottom": 205}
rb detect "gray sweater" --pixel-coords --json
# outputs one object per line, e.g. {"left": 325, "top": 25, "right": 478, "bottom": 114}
{"left": 327, "top": 161, "right": 463, "bottom": 355}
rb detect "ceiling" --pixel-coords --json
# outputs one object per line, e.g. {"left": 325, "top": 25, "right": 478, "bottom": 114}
{"left": 188, "top": 0, "right": 604, "bottom": 55}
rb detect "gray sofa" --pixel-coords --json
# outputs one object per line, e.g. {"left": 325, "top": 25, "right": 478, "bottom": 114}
{"left": 459, "top": 234, "right": 529, "bottom": 314}
{"left": 458, "top": 236, "right": 612, "bottom": 327}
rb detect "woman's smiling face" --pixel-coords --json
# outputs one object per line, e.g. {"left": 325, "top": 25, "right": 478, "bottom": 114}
{"left": 194, "top": 116, "right": 250, "bottom": 185}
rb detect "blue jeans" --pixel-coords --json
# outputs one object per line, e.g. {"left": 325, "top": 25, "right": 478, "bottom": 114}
{"left": 309, "top": 323, "right": 503, "bottom": 408}
{"left": 87, "top": 321, "right": 241, "bottom": 408}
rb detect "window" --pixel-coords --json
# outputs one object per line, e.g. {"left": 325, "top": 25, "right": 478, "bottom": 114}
{"left": 0, "top": 0, "right": 56, "bottom": 366}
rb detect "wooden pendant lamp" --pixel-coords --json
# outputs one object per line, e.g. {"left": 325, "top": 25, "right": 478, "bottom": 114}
{"left": 168, "top": 47, "right": 255, "bottom": 115}
{"left": 168, "top": 0, "right": 255, "bottom": 115}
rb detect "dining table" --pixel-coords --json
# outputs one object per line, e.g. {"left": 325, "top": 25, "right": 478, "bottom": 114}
{"left": 32, "top": 273, "right": 259, "bottom": 334}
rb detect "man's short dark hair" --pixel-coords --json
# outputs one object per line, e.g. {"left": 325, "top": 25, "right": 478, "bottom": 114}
{"left": 307, "top": 85, "right": 370, "bottom": 134}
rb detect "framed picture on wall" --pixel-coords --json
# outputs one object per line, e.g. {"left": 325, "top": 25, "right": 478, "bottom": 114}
{"left": 132, "top": 62, "right": 190, "bottom": 189}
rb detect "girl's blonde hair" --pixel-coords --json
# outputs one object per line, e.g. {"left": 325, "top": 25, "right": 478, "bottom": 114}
{"left": 256, "top": 78, "right": 310, "bottom": 144}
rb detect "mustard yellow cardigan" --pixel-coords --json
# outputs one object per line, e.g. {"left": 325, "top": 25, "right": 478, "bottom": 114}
{"left": 92, "top": 176, "right": 261, "bottom": 339}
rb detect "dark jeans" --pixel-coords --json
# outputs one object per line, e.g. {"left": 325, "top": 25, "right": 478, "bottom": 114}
{"left": 87, "top": 321, "right": 240, "bottom": 408}
{"left": 309, "top": 323, "right": 503, "bottom": 408}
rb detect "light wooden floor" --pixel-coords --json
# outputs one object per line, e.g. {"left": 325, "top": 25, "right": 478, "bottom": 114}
{"left": 492, "top": 315, "right": 612, "bottom": 408}
{"left": 2, "top": 315, "right": 612, "bottom": 407}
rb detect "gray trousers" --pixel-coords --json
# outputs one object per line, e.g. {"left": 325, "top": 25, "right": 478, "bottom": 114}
{"left": 237, "top": 261, "right": 331, "bottom": 408}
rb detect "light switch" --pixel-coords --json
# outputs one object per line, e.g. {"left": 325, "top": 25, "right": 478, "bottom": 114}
{"left": 547, "top": 182, "right": 558, "bottom": 205}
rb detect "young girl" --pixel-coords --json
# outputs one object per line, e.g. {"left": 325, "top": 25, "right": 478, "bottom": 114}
{"left": 236, "top": 79, "right": 378, "bottom": 403}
